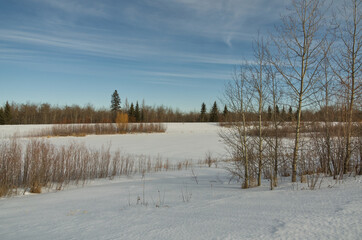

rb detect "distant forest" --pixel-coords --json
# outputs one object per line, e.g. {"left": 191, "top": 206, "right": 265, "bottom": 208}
{"left": 0, "top": 94, "right": 360, "bottom": 125}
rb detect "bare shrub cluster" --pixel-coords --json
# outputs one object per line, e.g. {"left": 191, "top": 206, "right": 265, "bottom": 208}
{"left": 0, "top": 139, "right": 190, "bottom": 197}
{"left": 222, "top": 121, "right": 361, "bottom": 189}
{"left": 221, "top": 0, "right": 361, "bottom": 189}
{"left": 30, "top": 123, "right": 166, "bottom": 137}
{"left": 221, "top": 122, "right": 361, "bottom": 139}
{"left": 309, "top": 122, "right": 362, "bottom": 179}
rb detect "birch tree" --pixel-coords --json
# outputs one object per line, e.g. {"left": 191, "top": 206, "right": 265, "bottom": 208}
{"left": 270, "top": 0, "right": 328, "bottom": 182}
{"left": 220, "top": 68, "right": 252, "bottom": 188}
{"left": 248, "top": 35, "right": 269, "bottom": 186}
{"left": 265, "top": 61, "right": 283, "bottom": 189}
{"left": 333, "top": 0, "right": 361, "bottom": 174}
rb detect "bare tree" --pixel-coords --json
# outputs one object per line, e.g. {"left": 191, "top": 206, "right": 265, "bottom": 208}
{"left": 265, "top": 61, "right": 283, "bottom": 189}
{"left": 313, "top": 40, "right": 336, "bottom": 175}
{"left": 332, "top": 0, "right": 361, "bottom": 174}
{"left": 248, "top": 35, "right": 269, "bottom": 186}
{"left": 269, "top": 0, "right": 328, "bottom": 182}
{"left": 220, "top": 67, "right": 252, "bottom": 188}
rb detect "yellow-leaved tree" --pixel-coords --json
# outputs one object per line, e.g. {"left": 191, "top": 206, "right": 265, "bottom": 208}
{"left": 116, "top": 112, "right": 128, "bottom": 133}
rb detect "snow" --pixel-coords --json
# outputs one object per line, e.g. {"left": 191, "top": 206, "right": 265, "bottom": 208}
{"left": 0, "top": 123, "right": 361, "bottom": 240}
{"left": 50, "top": 123, "right": 224, "bottom": 163}
{"left": 2, "top": 123, "right": 227, "bottom": 164}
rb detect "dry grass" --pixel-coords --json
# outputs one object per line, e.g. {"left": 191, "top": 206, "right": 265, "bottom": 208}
{"left": 0, "top": 139, "right": 201, "bottom": 197}
{"left": 220, "top": 121, "right": 361, "bottom": 138}
{"left": 30, "top": 123, "right": 166, "bottom": 138}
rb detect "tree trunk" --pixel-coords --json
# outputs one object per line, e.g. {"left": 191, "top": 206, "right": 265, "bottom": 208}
{"left": 292, "top": 96, "right": 303, "bottom": 182}
{"left": 243, "top": 112, "right": 249, "bottom": 189}
{"left": 258, "top": 99, "right": 263, "bottom": 186}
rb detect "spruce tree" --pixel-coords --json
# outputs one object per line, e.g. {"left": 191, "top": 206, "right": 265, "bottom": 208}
{"left": 111, "top": 90, "right": 121, "bottom": 121}
{"left": 128, "top": 103, "right": 135, "bottom": 122}
{"left": 288, "top": 106, "right": 293, "bottom": 121}
{"left": 281, "top": 106, "right": 286, "bottom": 121}
{"left": 209, "top": 101, "right": 219, "bottom": 122}
{"left": 223, "top": 105, "right": 228, "bottom": 120}
{"left": 0, "top": 108, "right": 4, "bottom": 125}
{"left": 267, "top": 105, "right": 272, "bottom": 121}
{"left": 4, "top": 101, "right": 12, "bottom": 124}
{"left": 141, "top": 99, "right": 145, "bottom": 122}
{"left": 135, "top": 102, "right": 140, "bottom": 122}
{"left": 111, "top": 90, "right": 121, "bottom": 111}
{"left": 200, "top": 103, "right": 207, "bottom": 122}
{"left": 275, "top": 105, "right": 280, "bottom": 117}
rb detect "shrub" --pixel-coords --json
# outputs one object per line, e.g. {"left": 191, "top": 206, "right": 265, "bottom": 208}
{"left": 29, "top": 122, "right": 166, "bottom": 138}
{"left": 0, "top": 138, "right": 192, "bottom": 197}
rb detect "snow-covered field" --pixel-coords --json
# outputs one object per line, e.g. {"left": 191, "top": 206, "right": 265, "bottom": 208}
{"left": 0, "top": 123, "right": 361, "bottom": 240}
{"left": 0, "top": 123, "right": 226, "bottom": 164}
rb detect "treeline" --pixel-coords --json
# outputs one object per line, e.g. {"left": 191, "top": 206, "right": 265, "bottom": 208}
{"left": 0, "top": 101, "right": 200, "bottom": 125}
{"left": 200, "top": 101, "right": 361, "bottom": 123}
{"left": 0, "top": 100, "right": 360, "bottom": 125}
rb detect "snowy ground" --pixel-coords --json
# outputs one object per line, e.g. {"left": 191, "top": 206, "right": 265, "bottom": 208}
{"left": 0, "top": 123, "right": 361, "bottom": 240}
{"left": 0, "top": 123, "right": 227, "bottom": 164}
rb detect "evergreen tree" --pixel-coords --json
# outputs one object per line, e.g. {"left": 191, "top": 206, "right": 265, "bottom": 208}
{"left": 111, "top": 90, "right": 121, "bottom": 121}
{"left": 275, "top": 105, "right": 280, "bottom": 117}
{"left": 288, "top": 106, "right": 293, "bottom": 121}
{"left": 209, "top": 101, "right": 219, "bottom": 122}
{"left": 128, "top": 103, "right": 135, "bottom": 122}
{"left": 141, "top": 99, "right": 145, "bottom": 122}
{"left": 0, "top": 108, "right": 4, "bottom": 125}
{"left": 281, "top": 106, "right": 286, "bottom": 121}
{"left": 4, "top": 101, "right": 12, "bottom": 124}
{"left": 135, "top": 102, "right": 140, "bottom": 122}
{"left": 267, "top": 105, "right": 272, "bottom": 121}
{"left": 223, "top": 105, "right": 228, "bottom": 120}
{"left": 200, "top": 103, "right": 207, "bottom": 122}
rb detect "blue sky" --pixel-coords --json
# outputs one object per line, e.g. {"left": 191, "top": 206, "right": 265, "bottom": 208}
{"left": 0, "top": 0, "right": 288, "bottom": 112}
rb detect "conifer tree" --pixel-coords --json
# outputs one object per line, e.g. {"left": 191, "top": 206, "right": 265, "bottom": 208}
{"left": 128, "top": 103, "right": 135, "bottom": 122}
{"left": 288, "top": 106, "right": 293, "bottom": 121}
{"left": 275, "top": 105, "right": 280, "bottom": 117}
{"left": 0, "top": 107, "right": 4, "bottom": 125}
{"left": 111, "top": 90, "right": 121, "bottom": 111}
{"left": 4, "top": 101, "right": 12, "bottom": 124}
{"left": 209, "top": 101, "right": 219, "bottom": 122}
{"left": 267, "top": 105, "right": 272, "bottom": 121}
{"left": 223, "top": 105, "right": 228, "bottom": 120}
{"left": 200, "top": 103, "right": 207, "bottom": 122}
{"left": 135, "top": 102, "right": 140, "bottom": 122}
{"left": 111, "top": 90, "right": 121, "bottom": 121}
{"left": 281, "top": 106, "right": 286, "bottom": 121}
{"left": 141, "top": 99, "right": 145, "bottom": 122}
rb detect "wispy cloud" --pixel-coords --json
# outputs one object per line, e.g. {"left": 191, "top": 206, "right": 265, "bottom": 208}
{"left": 31, "top": 0, "right": 108, "bottom": 18}
{"left": 140, "top": 71, "right": 230, "bottom": 80}
{"left": 0, "top": 29, "right": 159, "bottom": 60}
{"left": 1, "top": 0, "right": 290, "bottom": 66}
{"left": 145, "top": 79, "right": 194, "bottom": 87}
{"left": 0, "top": 27, "right": 246, "bottom": 66}
{"left": 0, "top": 0, "right": 292, "bottom": 110}
{"left": 135, "top": 0, "right": 288, "bottom": 45}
